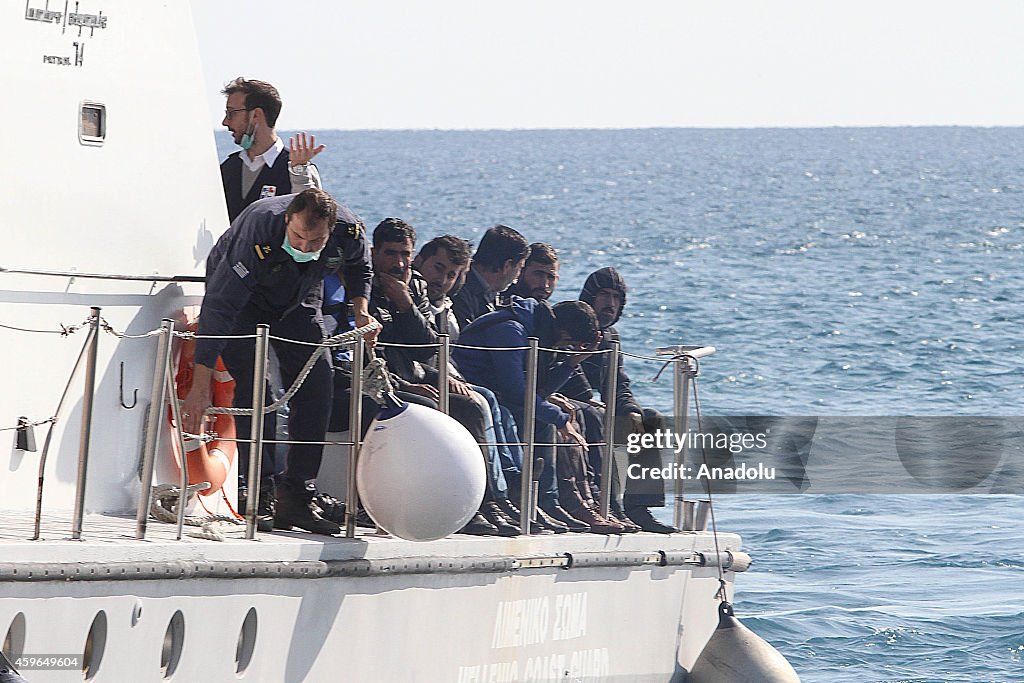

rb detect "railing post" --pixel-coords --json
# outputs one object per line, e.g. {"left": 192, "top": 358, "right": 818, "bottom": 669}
{"left": 519, "top": 337, "right": 539, "bottom": 535}
{"left": 599, "top": 341, "right": 619, "bottom": 518}
{"left": 71, "top": 307, "right": 101, "bottom": 540}
{"left": 437, "top": 334, "right": 450, "bottom": 415}
{"left": 135, "top": 319, "right": 175, "bottom": 539}
{"left": 165, "top": 340, "right": 197, "bottom": 540}
{"left": 672, "top": 357, "right": 692, "bottom": 531}
{"left": 345, "top": 334, "right": 365, "bottom": 538}
{"left": 245, "top": 324, "right": 271, "bottom": 539}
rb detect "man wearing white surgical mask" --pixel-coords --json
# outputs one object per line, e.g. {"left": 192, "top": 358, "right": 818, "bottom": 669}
{"left": 220, "top": 77, "right": 324, "bottom": 222}
{"left": 182, "top": 189, "right": 378, "bottom": 536}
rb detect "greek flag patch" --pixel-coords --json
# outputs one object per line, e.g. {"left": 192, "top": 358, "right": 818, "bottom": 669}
{"left": 232, "top": 261, "right": 250, "bottom": 279}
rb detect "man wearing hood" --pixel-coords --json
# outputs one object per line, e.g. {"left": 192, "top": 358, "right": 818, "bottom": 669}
{"left": 574, "top": 267, "right": 676, "bottom": 534}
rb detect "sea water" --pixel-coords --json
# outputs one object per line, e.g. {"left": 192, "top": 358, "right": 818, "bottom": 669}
{"left": 220, "top": 127, "right": 1024, "bottom": 682}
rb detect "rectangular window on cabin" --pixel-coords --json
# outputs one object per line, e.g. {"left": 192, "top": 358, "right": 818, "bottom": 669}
{"left": 79, "top": 102, "right": 106, "bottom": 145}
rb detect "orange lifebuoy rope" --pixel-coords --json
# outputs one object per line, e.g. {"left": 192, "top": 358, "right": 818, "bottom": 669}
{"left": 169, "top": 322, "right": 238, "bottom": 498}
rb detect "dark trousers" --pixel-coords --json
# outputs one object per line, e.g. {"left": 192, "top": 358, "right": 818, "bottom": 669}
{"left": 568, "top": 402, "right": 667, "bottom": 510}
{"left": 509, "top": 406, "right": 558, "bottom": 507}
{"left": 621, "top": 408, "right": 668, "bottom": 509}
{"left": 219, "top": 304, "right": 332, "bottom": 486}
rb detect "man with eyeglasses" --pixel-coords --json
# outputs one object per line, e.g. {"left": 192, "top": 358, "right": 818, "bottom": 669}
{"left": 220, "top": 77, "right": 324, "bottom": 222}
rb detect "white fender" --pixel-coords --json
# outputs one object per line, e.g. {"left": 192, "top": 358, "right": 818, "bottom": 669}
{"left": 357, "top": 403, "right": 486, "bottom": 541}
{"left": 689, "top": 602, "right": 801, "bottom": 683}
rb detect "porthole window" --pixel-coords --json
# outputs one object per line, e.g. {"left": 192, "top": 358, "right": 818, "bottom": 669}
{"left": 79, "top": 102, "right": 106, "bottom": 145}
{"left": 83, "top": 610, "right": 108, "bottom": 680}
{"left": 160, "top": 610, "right": 185, "bottom": 679}
{"left": 234, "top": 608, "right": 257, "bottom": 676}
{"left": 2, "top": 612, "right": 26, "bottom": 662}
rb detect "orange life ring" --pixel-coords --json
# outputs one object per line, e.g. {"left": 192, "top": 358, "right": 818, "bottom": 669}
{"left": 169, "top": 322, "right": 237, "bottom": 497}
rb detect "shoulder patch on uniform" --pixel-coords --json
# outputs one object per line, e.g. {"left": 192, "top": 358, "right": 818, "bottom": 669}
{"left": 347, "top": 222, "right": 363, "bottom": 239}
{"left": 232, "top": 261, "right": 250, "bottom": 279}
{"left": 260, "top": 185, "right": 278, "bottom": 199}
{"left": 254, "top": 244, "right": 272, "bottom": 260}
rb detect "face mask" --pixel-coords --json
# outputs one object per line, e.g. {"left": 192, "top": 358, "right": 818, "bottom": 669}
{"left": 239, "top": 114, "right": 255, "bottom": 150}
{"left": 282, "top": 236, "right": 322, "bottom": 263}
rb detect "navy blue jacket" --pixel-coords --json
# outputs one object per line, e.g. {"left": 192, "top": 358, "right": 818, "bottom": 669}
{"left": 453, "top": 297, "right": 576, "bottom": 427}
{"left": 196, "top": 194, "right": 371, "bottom": 367}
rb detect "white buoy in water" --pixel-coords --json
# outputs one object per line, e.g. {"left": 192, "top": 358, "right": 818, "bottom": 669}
{"left": 689, "top": 602, "right": 801, "bottom": 683}
{"left": 356, "top": 402, "right": 485, "bottom": 541}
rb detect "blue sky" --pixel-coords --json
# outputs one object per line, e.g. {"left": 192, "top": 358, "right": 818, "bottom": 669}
{"left": 192, "top": 1, "right": 1024, "bottom": 130}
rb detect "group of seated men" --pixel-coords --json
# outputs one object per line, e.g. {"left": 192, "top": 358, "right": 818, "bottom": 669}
{"left": 180, "top": 76, "right": 675, "bottom": 537}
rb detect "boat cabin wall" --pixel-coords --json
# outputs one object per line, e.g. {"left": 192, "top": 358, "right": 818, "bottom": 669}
{"left": 2, "top": 1, "right": 228, "bottom": 514}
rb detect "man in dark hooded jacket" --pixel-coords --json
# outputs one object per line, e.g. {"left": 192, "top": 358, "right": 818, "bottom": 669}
{"left": 569, "top": 267, "right": 676, "bottom": 533}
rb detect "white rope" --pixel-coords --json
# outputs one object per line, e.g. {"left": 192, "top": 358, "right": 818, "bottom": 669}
{"left": 149, "top": 483, "right": 245, "bottom": 541}
{"left": 0, "top": 416, "right": 56, "bottom": 433}
{"left": 207, "top": 320, "right": 382, "bottom": 418}
{"left": 0, "top": 317, "right": 91, "bottom": 336}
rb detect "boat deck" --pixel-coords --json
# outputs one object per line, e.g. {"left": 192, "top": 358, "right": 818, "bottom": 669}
{"left": 0, "top": 509, "right": 741, "bottom": 567}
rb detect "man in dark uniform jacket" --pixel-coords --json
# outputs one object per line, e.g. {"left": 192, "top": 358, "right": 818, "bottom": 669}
{"left": 219, "top": 77, "right": 324, "bottom": 222}
{"left": 181, "top": 189, "right": 377, "bottom": 535}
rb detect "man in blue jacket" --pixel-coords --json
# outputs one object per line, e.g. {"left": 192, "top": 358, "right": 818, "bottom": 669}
{"left": 453, "top": 298, "right": 598, "bottom": 528}
{"left": 181, "top": 188, "right": 377, "bottom": 535}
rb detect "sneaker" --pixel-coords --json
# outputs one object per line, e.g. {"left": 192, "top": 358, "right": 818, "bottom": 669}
{"left": 459, "top": 512, "right": 499, "bottom": 536}
{"left": 480, "top": 502, "right": 521, "bottom": 537}
{"left": 539, "top": 501, "right": 589, "bottom": 533}
{"left": 570, "top": 505, "right": 624, "bottom": 534}
{"left": 625, "top": 506, "right": 677, "bottom": 534}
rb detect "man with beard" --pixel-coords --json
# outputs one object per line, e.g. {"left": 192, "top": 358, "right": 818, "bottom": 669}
{"left": 219, "top": 77, "right": 324, "bottom": 221}
{"left": 572, "top": 267, "right": 677, "bottom": 533}
{"left": 181, "top": 188, "right": 377, "bottom": 536}
{"left": 368, "top": 221, "right": 521, "bottom": 536}
{"left": 508, "top": 243, "right": 559, "bottom": 301}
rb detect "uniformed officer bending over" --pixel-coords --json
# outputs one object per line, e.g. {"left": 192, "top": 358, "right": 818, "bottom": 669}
{"left": 182, "top": 188, "right": 377, "bottom": 535}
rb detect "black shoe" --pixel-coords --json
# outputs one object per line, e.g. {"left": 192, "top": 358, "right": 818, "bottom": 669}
{"left": 274, "top": 478, "right": 340, "bottom": 536}
{"left": 626, "top": 506, "right": 677, "bottom": 534}
{"left": 480, "top": 502, "right": 521, "bottom": 536}
{"left": 240, "top": 480, "right": 276, "bottom": 532}
{"left": 534, "top": 508, "right": 567, "bottom": 534}
{"left": 459, "top": 512, "right": 499, "bottom": 535}
{"left": 313, "top": 492, "right": 346, "bottom": 524}
{"left": 539, "top": 501, "right": 589, "bottom": 533}
{"left": 496, "top": 499, "right": 549, "bottom": 534}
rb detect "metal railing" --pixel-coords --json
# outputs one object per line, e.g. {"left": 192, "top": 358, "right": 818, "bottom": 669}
{"left": 18, "top": 310, "right": 713, "bottom": 542}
